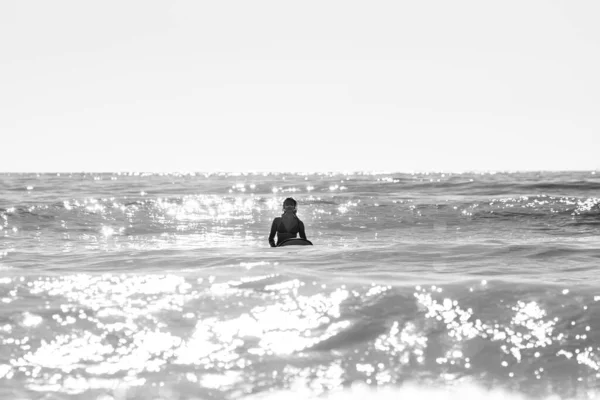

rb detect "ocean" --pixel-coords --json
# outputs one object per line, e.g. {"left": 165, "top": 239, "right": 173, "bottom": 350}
{"left": 1, "top": 171, "right": 599, "bottom": 400}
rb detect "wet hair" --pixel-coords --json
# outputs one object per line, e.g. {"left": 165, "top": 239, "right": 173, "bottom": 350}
{"left": 283, "top": 197, "right": 297, "bottom": 211}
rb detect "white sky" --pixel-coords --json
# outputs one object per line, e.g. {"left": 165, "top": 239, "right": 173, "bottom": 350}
{"left": 1, "top": 0, "right": 599, "bottom": 172}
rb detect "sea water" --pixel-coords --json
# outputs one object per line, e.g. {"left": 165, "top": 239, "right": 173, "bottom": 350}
{"left": 0, "top": 171, "right": 599, "bottom": 400}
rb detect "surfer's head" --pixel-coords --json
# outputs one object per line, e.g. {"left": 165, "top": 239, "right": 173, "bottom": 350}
{"left": 282, "top": 197, "right": 297, "bottom": 213}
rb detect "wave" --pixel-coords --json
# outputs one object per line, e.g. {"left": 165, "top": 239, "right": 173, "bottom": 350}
{"left": 245, "top": 383, "right": 568, "bottom": 400}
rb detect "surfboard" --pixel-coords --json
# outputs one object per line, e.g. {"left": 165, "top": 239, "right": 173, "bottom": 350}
{"left": 277, "top": 238, "right": 313, "bottom": 247}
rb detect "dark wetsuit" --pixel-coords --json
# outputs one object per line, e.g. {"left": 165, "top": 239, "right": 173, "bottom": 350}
{"left": 269, "top": 215, "right": 307, "bottom": 247}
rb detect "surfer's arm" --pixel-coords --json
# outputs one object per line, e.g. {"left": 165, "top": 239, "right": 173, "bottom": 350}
{"left": 268, "top": 219, "right": 278, "bottom": 247}
{"left": 298, "top": 221, "right": 307, "bottom": 240}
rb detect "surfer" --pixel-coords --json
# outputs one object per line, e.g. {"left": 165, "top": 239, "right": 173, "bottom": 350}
{"left": 268, "top": 197, "right": 308, "bottom": 247}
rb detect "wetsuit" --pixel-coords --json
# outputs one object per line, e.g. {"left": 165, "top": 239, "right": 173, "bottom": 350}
{"left": 268, "top": 214, "right": 307, "bottom": 247}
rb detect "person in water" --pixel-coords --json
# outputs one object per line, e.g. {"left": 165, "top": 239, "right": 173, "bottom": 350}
{"left": 269, "top": 197, "right": 308, "bottom": 247}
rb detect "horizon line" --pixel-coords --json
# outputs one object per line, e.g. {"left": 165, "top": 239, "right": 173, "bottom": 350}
{"left": 0, "top": 169, "right": 598, "bottom": 175}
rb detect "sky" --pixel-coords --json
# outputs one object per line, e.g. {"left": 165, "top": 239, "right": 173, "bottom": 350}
{"left": 1, "top": 0, "right": 599, "bottom": 172}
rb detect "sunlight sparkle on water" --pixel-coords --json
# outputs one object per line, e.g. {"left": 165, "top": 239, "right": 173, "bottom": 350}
{"left": 0, "top": 272, "right": 368, "bottom": 394}
{"left": 415, "top": 284, "right": 560, "bottom": 372}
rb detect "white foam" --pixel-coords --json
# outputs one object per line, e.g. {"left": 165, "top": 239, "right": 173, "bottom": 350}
{"left": 243, "top": 383, "right": 569, "bottom": 400}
